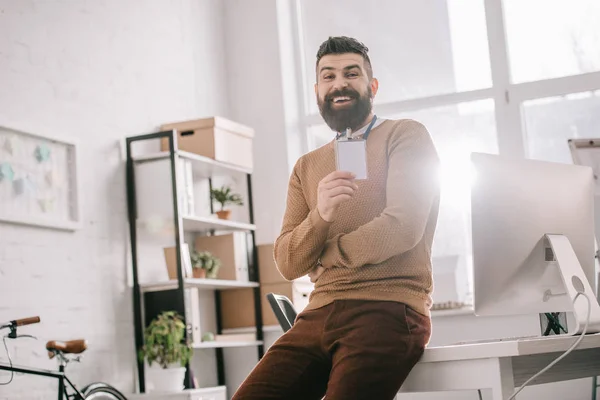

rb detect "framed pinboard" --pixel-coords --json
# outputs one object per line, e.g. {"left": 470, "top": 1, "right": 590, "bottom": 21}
{"left": 0, "top": 125, "right": 81, "bottom": 231}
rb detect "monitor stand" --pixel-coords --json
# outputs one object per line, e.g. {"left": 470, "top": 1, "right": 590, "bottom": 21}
{"left": 545, "top": 234, "right": 600, "bottom": 335}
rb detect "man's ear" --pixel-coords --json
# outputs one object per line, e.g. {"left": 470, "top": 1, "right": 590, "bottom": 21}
{"left": 314, "top": 82, "right": 318, "bottom": 97}
{"left": 370, "top": 78, "right": 379, "bottom": 97}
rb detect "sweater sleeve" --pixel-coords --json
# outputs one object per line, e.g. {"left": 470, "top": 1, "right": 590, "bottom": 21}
{"left": 273, "top": 159, "right": 332, "bottom": 280}
{"left": 320, "top": 120, "right": 440, "bottom": 269}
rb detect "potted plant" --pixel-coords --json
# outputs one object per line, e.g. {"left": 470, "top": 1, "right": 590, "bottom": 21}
{"left": 190, "top": 250, "right": 221, "bottom": 279}
{"left": 210, "top": 185, "right": 243, "bottom": 220}
{"left": 139, "top": 311, "right": 192, "bottom": 393}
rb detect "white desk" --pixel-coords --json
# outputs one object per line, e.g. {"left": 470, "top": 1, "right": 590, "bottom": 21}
{"left": 400, "top": 333, "right": 600, "bottom": 400}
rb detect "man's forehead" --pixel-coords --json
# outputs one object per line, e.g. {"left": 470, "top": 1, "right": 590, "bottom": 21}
{"left": 318, "top": 53, "right": 364, "bottom": 70}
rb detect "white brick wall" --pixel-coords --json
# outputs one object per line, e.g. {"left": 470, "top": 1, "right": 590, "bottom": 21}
{"left": 0, "top": 0, "right": 229, "bottom": 398}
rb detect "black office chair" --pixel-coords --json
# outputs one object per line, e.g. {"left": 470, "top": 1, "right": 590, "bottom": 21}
{"left": 266, "top": 293, "right": 298, "bottom": 332}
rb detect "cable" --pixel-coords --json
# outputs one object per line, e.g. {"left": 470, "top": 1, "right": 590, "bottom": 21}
{"left": 507, "top": 291, "right": 591, "bottom": 400}
{"left": 0, "top": 335, "right": 14, "bottom": 385}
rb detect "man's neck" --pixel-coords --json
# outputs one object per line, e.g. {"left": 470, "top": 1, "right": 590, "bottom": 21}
{"left": 335, "top": 113, "right": 376, "bottom": 140}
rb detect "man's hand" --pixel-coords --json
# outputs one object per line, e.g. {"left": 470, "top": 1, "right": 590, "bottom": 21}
{"left": 317, "top": 171, "right": 358, "bottom": 222}
{"left": 308, "top": 265, "right": 325, "bottom": 283}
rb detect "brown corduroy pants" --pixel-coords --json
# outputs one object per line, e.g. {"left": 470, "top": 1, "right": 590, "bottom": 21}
{"left": 232, "top": 299, "right": 431, "bottom": 400}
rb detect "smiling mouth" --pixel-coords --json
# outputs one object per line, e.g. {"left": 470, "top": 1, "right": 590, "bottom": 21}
{"left": 331, "top": 96, "right": 354, "bottom": 105}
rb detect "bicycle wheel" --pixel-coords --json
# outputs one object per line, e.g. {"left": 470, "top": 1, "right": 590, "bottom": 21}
{"left": 81, "top": 382, "right": 128, "bottom": 400}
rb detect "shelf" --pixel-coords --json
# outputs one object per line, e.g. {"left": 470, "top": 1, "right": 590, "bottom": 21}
{"left": 127, "top": 130, "right": 262, "bottom": 394}
{"left": 132, "top": 150, "right": 252, "bottom": 177}
{"left": 222, "top": 325, "right": 282, "bottom": 334}
{"left": 194, "top": 340, "right": 263, "bottom": 349}
{"left": 140, "top": 278, "right": 259, "bottom": 293}
{"left": 182, "top": 215, "right": 255, "bottom": 233}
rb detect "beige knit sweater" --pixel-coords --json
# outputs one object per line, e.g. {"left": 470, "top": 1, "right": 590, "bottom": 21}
{"left": 273, "top": 118, "right": 441, "bottom": 317}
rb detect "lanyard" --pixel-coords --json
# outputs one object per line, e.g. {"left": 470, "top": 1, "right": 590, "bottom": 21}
{"left": 362, "top": 115, "right": 378, "bottom": 140}
{"left": 338, "top": 115, "right": 378, "bottom": 141}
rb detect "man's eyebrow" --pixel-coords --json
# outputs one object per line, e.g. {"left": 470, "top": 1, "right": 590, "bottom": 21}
{"left": 343, "top": 64, "right": 361, "bottom": 71}
{"left": 319, "top": 64, "right": 362, "bottom": 74}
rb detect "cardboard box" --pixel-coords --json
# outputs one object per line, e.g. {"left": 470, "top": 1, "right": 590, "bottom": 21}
{"left": 194, "top": 233, "right": 249, "bottom": 282}
{"left": 163, "top": 244, "right": 193, "bottom": 279}
{"left": 160, "top": 116, "right": 254, "bottom": 170}
{"left": 256, "top": 243, "right": 286, "bottom": 284}
{"left": 219, "top": 281, "right": 313, "bottom": 329}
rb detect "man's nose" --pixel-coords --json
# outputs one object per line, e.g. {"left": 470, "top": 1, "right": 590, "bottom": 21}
{"left": 332, "top": 76, "right": 349, "bottom": 91}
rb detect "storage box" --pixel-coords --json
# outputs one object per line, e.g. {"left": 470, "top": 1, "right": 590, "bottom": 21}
{"left": 219, "top": 281, "right": 313, "bottom": 329}
{"left": 163, "top": 243, "right": 193, "bottom": 279}
{"left": 160, "top": 116, "right": 254, "bottom": 170}
{"left": 194, "top": 233, "right": 249, "bottom": 281}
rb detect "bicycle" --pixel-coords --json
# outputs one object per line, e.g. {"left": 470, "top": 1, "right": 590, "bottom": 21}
{"left": 0, "top": 316, "right": 128, "bottom": 399}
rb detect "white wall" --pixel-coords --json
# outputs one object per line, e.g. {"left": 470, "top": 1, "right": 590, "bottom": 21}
{"left": 219, "top": 0, "right": 295, "bottom": 395}
{"left": 0, "top": 0, "right": 229, "bottom": 398}
{"left": 223, "top": 0, "right": 292, "bottom": 247}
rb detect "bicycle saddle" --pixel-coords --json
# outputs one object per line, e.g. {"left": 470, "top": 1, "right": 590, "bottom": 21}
{"left": 46, "top": 339, "right": 87, "bottom": 358}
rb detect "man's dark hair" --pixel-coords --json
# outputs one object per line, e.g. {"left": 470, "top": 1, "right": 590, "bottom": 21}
{"left": 316, "top": 36, "right": 373, "bottom": 79}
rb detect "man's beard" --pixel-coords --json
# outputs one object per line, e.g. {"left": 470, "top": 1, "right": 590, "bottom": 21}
{"left": 317, "top": 86, "right": 373, "bottom": 133}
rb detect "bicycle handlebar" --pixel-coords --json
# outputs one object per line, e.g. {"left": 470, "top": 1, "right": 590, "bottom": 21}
{"left": 0, "top": 316, "right": 41, "bottom": 330}
{"left": 14, "top": 316, "right": 40, "bottom": 327}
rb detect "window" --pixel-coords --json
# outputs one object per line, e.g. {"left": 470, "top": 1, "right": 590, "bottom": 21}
{"left": 289, "top": 0, "right": 600, "bottom": 306}
{"left": 307, "top": 124, "right": 335, "bottom": 150}
{"left": 390, "top": 100, "right": 498, "bottom": 304}
{"left": 523, "top": 90, "right": 600, "bottom": 163}
{"left": 298, "top": 0, "right": 492, "bottom": 113}
{"left": 503, "top": 0, "right": 600, "bottom": 83}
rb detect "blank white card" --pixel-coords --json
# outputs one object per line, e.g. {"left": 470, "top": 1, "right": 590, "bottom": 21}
{"left": 335, "top": 139, "right": 368, "bottom": 180}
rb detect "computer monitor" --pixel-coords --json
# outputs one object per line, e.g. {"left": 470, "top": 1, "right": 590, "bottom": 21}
{"left": 470, "top": 152, "right": 600, "bottom": 335}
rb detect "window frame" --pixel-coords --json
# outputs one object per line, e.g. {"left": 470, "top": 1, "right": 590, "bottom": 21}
{"left": 290, "top": 0, "right": 600, "bottom": 159}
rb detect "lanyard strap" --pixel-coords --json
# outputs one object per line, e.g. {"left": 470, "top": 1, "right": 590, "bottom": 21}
{"left": 362, "top": 115, "right": 378, "bottom": 140}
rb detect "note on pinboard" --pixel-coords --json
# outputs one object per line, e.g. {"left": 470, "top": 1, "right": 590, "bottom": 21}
{"left": 0, "top": 125, "right": 81, "bottom": 231}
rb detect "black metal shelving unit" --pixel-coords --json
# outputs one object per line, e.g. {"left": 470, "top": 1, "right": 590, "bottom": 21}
{"left": 125, "top": 130, "right": 264, "bottom": 394}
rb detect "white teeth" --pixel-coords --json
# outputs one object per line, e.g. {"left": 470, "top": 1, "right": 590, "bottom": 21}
{"left": 333, "top": 96, "right": 351, "bottom": 103}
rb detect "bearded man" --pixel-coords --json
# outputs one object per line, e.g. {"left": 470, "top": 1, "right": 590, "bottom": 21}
{"left": 232, "top": 36, "right": 441, "bottom": 400}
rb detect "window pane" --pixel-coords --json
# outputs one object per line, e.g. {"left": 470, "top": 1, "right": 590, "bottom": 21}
{"left": 307, "top": 124, "right": 336, "bottom": 150}
{"left": 524, "top": 90, "right": 600, "bottom": 163}
{"left": 504, "top": 0, "right": 600, "bottom": 83}
{"left": 299, "top": 0, "right": 492, "bottom": 113}
{"left": 391, "top": 100, "right": 498, "bottom": 305}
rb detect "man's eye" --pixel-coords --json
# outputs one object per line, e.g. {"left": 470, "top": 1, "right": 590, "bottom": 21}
{"left": 347, "top": 72, "right": 358, "bottom": 77}
{"left": 323, "top": 75, "right": 333, "bottom": 80}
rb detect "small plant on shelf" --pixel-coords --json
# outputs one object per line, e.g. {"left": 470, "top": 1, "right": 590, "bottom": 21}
{"left": 190, "top": 250, "right": 221, "bottom": 279}
{"left": 210, "top": 185, "right": 243, "bottom": 220}
{"left": 138, "top": 311, "right": 192, "bottom": 392}
{"left": 139, "top": 311, "right": 192, "bottom": 369}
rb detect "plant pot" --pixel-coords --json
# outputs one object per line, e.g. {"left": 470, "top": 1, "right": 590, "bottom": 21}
{"left": 192, "top": 268, "right": 207, "bottom": 279}
{"left": 216, "top": 210, "right": 231, "bottom": 220}
{"left": 145, "top": 365, "right": 186, "bottom": 393}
